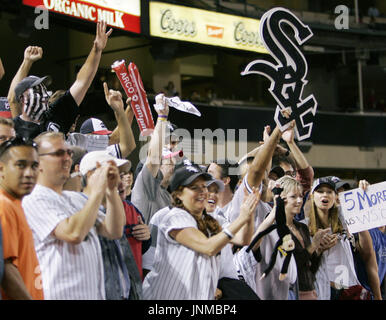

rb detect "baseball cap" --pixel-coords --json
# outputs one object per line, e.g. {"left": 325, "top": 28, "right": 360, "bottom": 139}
{"left": 311, "top": 177, "right": 337, "bottom": 193}
{"left": 336, "top": 180, "right": 351, "bottom": 191}
{"left": 79, "top": 150, "right": 131, "bottom": 176}
{"left": 80, "top": 118, "right": 112, "bottom": 135}
{"left": 325, "top": 175, "right": 351, "bottom": 191}
{"left": 169, "top": 163, "right": 212, "bottom": 192}
{"left": 14, "top": 75, "right": 52, "bottom": 102}
{"left": 206, "top": 178, "right": 225, "bottom": 192}
{"left": 269, "top": 166, "right": 285, "bottom": 180}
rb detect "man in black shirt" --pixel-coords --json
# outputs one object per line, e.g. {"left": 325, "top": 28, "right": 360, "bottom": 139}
{"left": 8, "top": 21, "right": 112, "bottom": 139}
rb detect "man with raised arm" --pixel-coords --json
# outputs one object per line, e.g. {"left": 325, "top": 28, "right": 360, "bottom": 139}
{"left": 67, "top": 82, "right": 136, "bottom": 159}
{"left": 131, "top": 93, "right": 173, "bottom": 224}
{"left": 229, "top": 114, "right": 298, "bottom": 300}
{"left": 9, "top": 21, "right": 112, "bottom": 140}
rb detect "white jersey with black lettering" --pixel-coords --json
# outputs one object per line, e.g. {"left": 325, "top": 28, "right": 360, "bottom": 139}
{"left": 142, "top": 207, "right": 220, "bottom": 300}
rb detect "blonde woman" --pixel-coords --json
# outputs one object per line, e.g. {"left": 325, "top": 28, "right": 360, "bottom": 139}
{"left": 249, "top": 175, "right": 328, "bottom": 299}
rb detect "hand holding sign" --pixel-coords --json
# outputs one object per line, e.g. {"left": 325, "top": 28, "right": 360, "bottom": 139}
{"left": 339, "top": 181, "right": 386, "bottom": 234}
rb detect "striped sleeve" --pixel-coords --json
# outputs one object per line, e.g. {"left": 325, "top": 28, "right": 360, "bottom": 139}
{"left": 22, "top": 195, "right": 71, "bottom": 243}
{"left": 233, "top": 246, "right": 258, "bottom": 292}
{"left": 160, "top": 209, "right": 197, "bottom": 244}
{"left": 243, "top": 174, "right": 263, "bottom": 194}
{"left": 106, "top": 143, "right": 122, "bottom": 159}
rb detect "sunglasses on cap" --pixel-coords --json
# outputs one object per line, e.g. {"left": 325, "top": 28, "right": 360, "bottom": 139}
{"left": 0, "top": 136, "right": 38, "bottom": 157}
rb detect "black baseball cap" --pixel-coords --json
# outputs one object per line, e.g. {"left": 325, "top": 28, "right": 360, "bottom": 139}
{"left": 311, "top": 177, "right": 337, "bottom": 193}
{"left": 336, "top": 180, "right": 351, "bottom": 191}
{"left": 14, "top": 75, "right": 51, "bottom": 102}
{"left": 269, "top": 166, "right": 285, "bottom": 180}
{"left": 169, "top": 164, "right": 212, "bottom": 192}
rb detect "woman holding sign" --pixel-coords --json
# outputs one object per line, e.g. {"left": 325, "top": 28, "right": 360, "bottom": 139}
{"left": 308, "top": 177, "right": 366, "bottom": 300}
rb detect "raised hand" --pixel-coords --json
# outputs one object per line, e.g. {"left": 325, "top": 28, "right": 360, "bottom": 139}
{"left": 88, "top": 162, "right": 108, "bottom": 196}
{"left": 24, "top": 46, "right": 43, "bottom": 63}
{"left": 94, "top": 20, "right": 113, "bottom": 52}
{"left": 0, "top": 58, "right": 4, "bottom": 80}
{"left": 103, "top": 82, "right": 124, "bottom": 113}
{"left": 358, "top": 179, "right": 370, "bottom": 191}
{"left": 263, "top": 125, "right": 271, "bottom": 143}
{"left": 281, "top": 121, "right": 295, "bottom": 144}
{"left": 105, "top": 160, "right": 120, "bottom": 191}
{"left": 154, "top": 93, "right": 169, "bottom": 117}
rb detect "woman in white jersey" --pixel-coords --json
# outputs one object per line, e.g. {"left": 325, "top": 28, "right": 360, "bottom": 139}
{"left": 308, "top": 177, "right": 365, "bottom": 300}
{"left": 142, "top": 164, "right": 258, "bottom": 300}
{"left": 205, "top": 178, "right": 259, "bottom": 300}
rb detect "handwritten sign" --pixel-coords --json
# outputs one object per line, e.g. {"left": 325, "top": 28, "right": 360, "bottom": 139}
{"left": 339, "top": 181, "right": 386, "bottom": 233}
{"left": 241, "top": 7, "right": 317, "bottom": 141}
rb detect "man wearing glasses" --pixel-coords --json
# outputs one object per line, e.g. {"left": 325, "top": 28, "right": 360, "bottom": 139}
{"left": 22, "top": 132, "right": 125, "bottom": 299}
{"left": 0, "top": 136, "right": 43, "bottom": 299}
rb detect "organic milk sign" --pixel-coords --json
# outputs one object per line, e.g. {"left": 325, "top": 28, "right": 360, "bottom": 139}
{"left": 339, "top": 181, "right": 386, "bottom": 233}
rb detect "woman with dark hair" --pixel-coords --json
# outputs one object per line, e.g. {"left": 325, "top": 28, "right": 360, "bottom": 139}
{"left": 142, "top": 164, "right": 258, "bottom": 300}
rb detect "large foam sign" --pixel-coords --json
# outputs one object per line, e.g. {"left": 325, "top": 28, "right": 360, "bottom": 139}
{"left": 241, "top": 7, "right": 317, "bottom": 141}
{"left": 112, "top": 60, "right": 154, "bottom": 136}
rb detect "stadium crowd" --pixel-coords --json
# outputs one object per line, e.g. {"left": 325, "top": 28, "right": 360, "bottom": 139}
{"left": 0, "top": 21, "right": 384, "bottom": 301}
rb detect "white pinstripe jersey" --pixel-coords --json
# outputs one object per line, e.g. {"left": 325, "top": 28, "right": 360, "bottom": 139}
{"left": 227, "top": 175, "right": 297, "bottom": 300}
{"left": 142, "top": 207, "right": 220, "bottom": 300}
{"left": 22, "top": 184, "right": 105, "bottom": 300}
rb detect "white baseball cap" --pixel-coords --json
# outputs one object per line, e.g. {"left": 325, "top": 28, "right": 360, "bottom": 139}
{"left": 79, "top": 150, "right": 131, "bottom": 176}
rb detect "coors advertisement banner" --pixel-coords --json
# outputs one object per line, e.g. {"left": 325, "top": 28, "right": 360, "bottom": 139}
{"left": 22, "top": 0, "right": 141, "bottom": 33}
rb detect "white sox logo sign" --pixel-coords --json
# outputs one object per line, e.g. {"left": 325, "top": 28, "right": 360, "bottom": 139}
{"left": 241, "top": 7, "right": 317, "bottom": 141}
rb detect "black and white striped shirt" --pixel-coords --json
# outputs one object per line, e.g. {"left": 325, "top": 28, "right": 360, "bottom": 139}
{"left": 22, "top": 184, "right": 105, "bottom": 300}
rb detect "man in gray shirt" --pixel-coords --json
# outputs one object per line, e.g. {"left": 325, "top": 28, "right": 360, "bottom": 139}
{"left": 131, "top": 93, "right": 174, "bottom": 224}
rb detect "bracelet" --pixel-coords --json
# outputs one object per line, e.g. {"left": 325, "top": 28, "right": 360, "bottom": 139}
{"left": 223, "top": 227, "right": 234, "bottom": 240}
{"left": 158, "top": 115, "right": 168, "bottom": 122}
{"left": 284, "top": 149, "right": 290, "bottom": 157}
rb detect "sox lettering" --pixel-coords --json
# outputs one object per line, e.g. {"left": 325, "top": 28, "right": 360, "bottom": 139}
{"left": 241, "top": 7, "right": 317, "bottom": 141}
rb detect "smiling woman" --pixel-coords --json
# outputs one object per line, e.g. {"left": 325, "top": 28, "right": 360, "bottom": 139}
{"left": 142, "top": 163, "right": 258, "bottom": 300}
